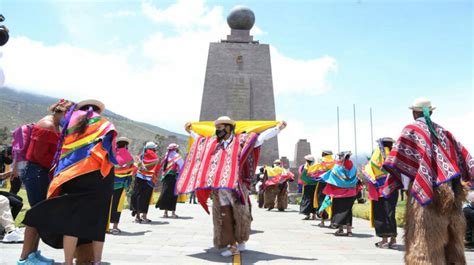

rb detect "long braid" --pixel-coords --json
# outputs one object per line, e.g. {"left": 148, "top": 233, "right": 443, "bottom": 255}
{"left": 423, "top": 106, "right": 439, "bottom": 140}
{"left": 50, "top": 103, "right": 77, "bottom": 178}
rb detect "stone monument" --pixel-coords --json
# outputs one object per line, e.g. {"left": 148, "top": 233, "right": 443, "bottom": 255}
{"left": 199, "top": 6, "right": 278, "bottom": 165}
{"left": 294, "top": 139, "right": 311, "bottom": 168}
{"left": 280, "top": 156, "right": 290, "bottom": 169}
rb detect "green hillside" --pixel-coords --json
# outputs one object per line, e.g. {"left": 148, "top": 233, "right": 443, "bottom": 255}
{"left": 0, "top": 87, "right": 187, "bottom": 155}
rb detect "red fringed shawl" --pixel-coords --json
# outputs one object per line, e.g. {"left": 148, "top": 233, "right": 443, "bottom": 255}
{"left": 175, "top": 133, "right": 259, "bottom": 213}
{"left": 382, "top": 120, "right": 474, "bottom": 205}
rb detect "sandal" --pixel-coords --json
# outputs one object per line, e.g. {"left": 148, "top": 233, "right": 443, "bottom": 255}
{"left": 334, "top": 230, "right": 347, "bottom": 236}
{"left": 221, "top": 245, "right": 240, "bottom": 257}
{"left": 172, "top": 214, "right": 179, "bottom": 219}
{"left": 347, "top": 232, "right": 353, "bottom": 237}
{"left": 303, "top": 216, "right": 310, "bottom": 220}
{"left": 143, "top": 218, "right": 152, "bottom": 223}
{"left": 111, "top": 228, "right": 121, "bottom": 235}
{"left": 375, "top": 242, "right": 389, "bottom": 249}
{"left": 318, "top": 222, "right": 325, "bottom": 228}
{"left": 162, "top": 214, "right": 169, "bottom": 218}
{"left": 388, "top": 242, "right": 397, "bottom": 249}
{"left": 134, "top": 218, "right": 142, "bottom": 223}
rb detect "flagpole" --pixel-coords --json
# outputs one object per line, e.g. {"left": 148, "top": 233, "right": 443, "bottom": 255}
{"left": 370, "top": 107, "right": 374, "bottom": 151}
{"left": 353, "top": 104, "right": 358, "bottom": 166}
{"left": 337, "top": 106, "right": 340, "bottom": 153}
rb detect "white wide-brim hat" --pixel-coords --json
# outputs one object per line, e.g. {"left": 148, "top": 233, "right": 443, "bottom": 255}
{"left": 409, "top": 97, "right": 436, "bottom": 112}
{"left": 76, "top": 99, "right": 105, "bottom": 114}
{"left": 167, "top": 143, "right": 179, "bottom": 150}
{"left": 322, "top": 150, "right": 333, "bottom": 156}
{"left": 117, "top": 137, "right": 131, "bottom": 145}
{"left": 304, "top": 155, "right": 315, "bottom": 162}
{"left": 273, "top": 159, "right": 282, "bottom": 164}
{"left": 145, "top": 141, "right": 158, "bottom": 149}
{"left": 380, "top": 137, "right": 395, "bottom": 143}
{"left": 214, "top": 116, "right": 236, "bottom": 126}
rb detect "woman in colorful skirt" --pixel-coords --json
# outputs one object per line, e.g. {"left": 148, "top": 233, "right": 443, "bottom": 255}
{"left": 299, "top": 155, "right": 318, "bottom": 220}
{"left": 156, "top": 143, "right": 184, "bottom": 218}
{"left": 19, "top": 99, "right": 117, "bottom": 265}
{"left": 110, "top": 137, "right": 135, "bottom": 234}
{"left": 300, "top": 151, "right": 336, "bottom": 223}
{"left": 363, "top": 137, "right": 398, "bottom": 248}
{"left": 320, "top": 151, "right": 358, "bottom": 236}
{"left": 131, "top": 141, "right": 160, "bottom": 223}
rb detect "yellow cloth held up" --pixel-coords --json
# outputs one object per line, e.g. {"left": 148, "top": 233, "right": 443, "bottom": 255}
{"left": 187, "top": 121, "right": 280, "bottom": 150}
{"left": 305, "top": 155, "right": 335, "bottom": 173}
{"left": 265, "top": 166, "right": 286, "bottom": 177}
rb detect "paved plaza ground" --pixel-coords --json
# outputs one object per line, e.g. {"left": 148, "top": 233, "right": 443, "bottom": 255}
{"left": 2, "top": 200, "right": 474, "bottom": 265}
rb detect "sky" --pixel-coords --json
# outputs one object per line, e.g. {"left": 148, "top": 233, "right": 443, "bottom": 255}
{"left": 0, "top": 0, "right": 472, "bottom": 161}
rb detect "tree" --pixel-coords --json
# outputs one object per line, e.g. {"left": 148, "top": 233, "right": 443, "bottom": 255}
{"left": 154, "top": 134, "right": 167, "bottom": 157}
{"left": 0, "top": 126, "right": 10, "bottom": 145}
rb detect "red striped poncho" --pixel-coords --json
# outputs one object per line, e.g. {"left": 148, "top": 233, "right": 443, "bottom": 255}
{"left": 175, "top": 133, "right": 259, "bottom": 213}
{"left": 382, "top": 120, "right": 474, "bottom": 205}
{"left": 136, "top": 149, "right": 160, "bottom": 187}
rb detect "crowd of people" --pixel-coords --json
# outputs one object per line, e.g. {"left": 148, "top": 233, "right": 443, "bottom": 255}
{"left": 0, "top": 97, "right": 473, "bottom": 265}
{"left": 0, "top": 99, "right": 187, "bottom": 264}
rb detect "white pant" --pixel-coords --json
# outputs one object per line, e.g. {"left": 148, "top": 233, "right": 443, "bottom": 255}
{"left": 0, "top": 195, "right": 15, "bottom": 233}
{"left": 218, "top": 190, "right": 235, "bottom": 206}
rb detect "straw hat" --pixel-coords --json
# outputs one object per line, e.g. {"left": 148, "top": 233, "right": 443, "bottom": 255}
{"left": 273, "top": 159, "right": 282, "bottom": 164}
{"left": 167, "top": 143, "right": 179, "bottom": 150}
{"left": 380, "top": 137, "right": 395, "bottom": 143}
{"left": 409, "top": 97, "right": 436, "bottom": 112}
{"left": 144, "top": 141, "right": 158, "bottom": 149}
{"left": 76, "top": 99, "right": 105, "bottom": 114}
{"left": 321, "top": 150, "right": 333, "bottom": 156}
{"left": 214, "top": 116, "right": 236, "bottom": 126}
{"left": 117, "top": 137, "right": 131, "bottom": 145}
{"left": 304, "top": 155, "right": 315, "bottom": 162}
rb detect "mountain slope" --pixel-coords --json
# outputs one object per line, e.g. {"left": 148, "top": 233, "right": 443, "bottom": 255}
{"left": 0, "top": 87, "right": 187, "bottom": 155}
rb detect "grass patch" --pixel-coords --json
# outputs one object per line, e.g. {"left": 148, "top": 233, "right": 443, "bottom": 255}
{"left": 352, "top": 200, "right": 406, "bottom": 227}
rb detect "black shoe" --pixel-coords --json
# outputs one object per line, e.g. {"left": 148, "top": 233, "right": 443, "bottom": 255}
{"left": 278, "top": 208, "right": 284, "bottom": 212}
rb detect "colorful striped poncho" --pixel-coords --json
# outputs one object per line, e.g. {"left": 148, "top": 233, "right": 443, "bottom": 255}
{"left": 160, "top": 150, "right": 184, "bottom": 181}
{"left": 321, "top": 160, "right": 358, "bottom": 198}
{"left": 177, "top": 133, "right": 259, "bottom": 193}
{"left": 264, "top": 166, "right": 295, "bottom": 187}
{"left": 114, "top": 147, "right": 135, "bottom": 190}
{"left": 48, "top": 109, "right": 117, "bottom": 198}
{"left": 136, "top": 149, "right": 160, "bottom": 188}
{"left": 382, "top": 119, "right": 474, "bottom": 206}
{"left": 299, "top": 155, "right": 336, "bottom": 185}
{"left": 317, "top": 160, "right": 358, "bottom": 214}
{"left": 176, "top": 121, "right": 279, "bottom": 214}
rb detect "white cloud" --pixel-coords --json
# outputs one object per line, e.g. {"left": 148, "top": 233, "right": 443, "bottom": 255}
{"left": 271, "top": 47, "right": 337, "bottom": 95}
{"left": 141, "top": 0, "right": 224, "bottom": 32}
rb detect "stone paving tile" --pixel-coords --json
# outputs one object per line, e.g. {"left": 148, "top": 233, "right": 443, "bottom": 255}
{"left": 1, "top": 200, "right": 474, "bottom": 264}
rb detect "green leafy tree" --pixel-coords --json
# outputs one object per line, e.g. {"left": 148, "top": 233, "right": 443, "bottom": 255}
{"left": 0, "top": 126, "right": 10, "bottom": 145}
